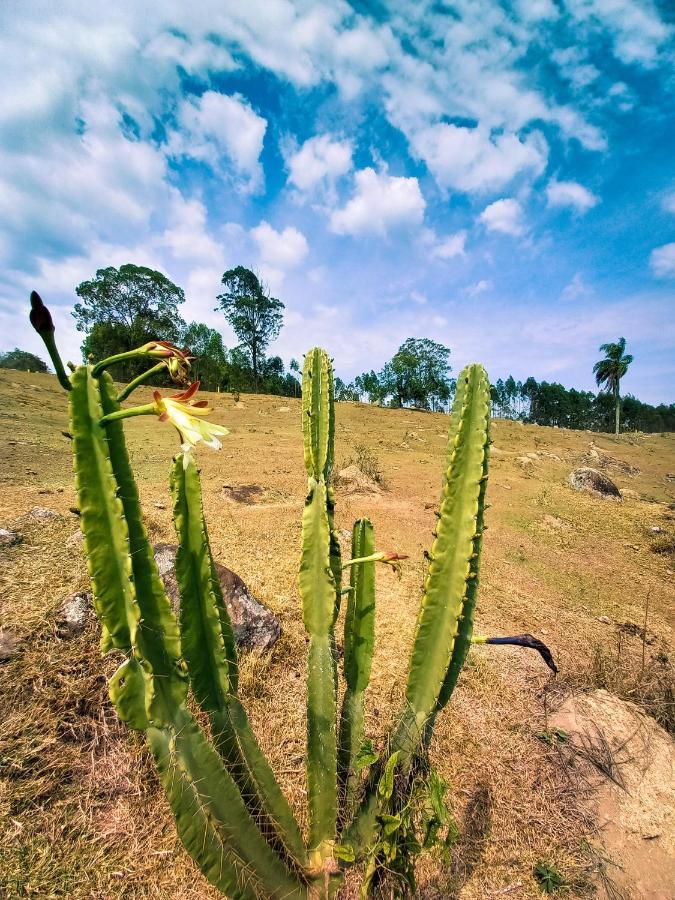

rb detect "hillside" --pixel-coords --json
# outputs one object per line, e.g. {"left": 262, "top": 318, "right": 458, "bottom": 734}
{"left": 1, "top": 368, "right": 673, "bottom": 899}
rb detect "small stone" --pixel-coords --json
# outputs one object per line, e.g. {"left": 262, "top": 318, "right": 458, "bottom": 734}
{"left": 516, "top": 456, "right": 533, "bottom": 465}
{"left": 598, "top": 615, "right": 611, "bottom": 625}
{"left": 29, "top": 506, "right": 60, "bottom": 520}
{"left": 649, "top": 526, "right": 664, "bottom": 535}
{"left": 0, "top": 528, "right": 22, "bottom": 548}
{"left": 153, "top": 502, "right": 167, "bottom": 510}
{"left": 276, "top": 406, "right": 291, "bottom": 412}
{"left": 55, "top": 591, "right": 93, "bottom": 639}
{"left": 67, "top": 530, "right": 85, "bottom": 549}
{"left": 0, "top": 629, "right": 20, "bottom": 662}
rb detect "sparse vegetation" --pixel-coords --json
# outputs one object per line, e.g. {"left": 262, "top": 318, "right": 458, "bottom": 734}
{"left": 342, "top": 443, "right": 386, "bottom": 486}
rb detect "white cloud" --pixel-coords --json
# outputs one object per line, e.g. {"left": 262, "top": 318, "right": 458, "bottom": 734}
{"left": 465, "top": 279, "right": 493, "bottom": 296}
{"left": 430, "top": 231, "right": 467, "bottom": 260}
{"left": 561, "top": 272, "right": 593, "bottom": 301}
{"left": 167, "top": 91, "right": 267, "bottom": 192}
{"left": 410, "top": 124, "right": 547, "bottom": 193}
{"left": 479, "top": 198, "right": 525, "bottom": 236}
{"left": 546, "top": 179, "right": 599, "bottom": 213}
{"left": 286, "top": 134, "right": 352, "bottom": 192}
{"left": 650, "top": 243, "right": 675, "bottom": 278}
{"left": 566, "top": 0, "right": 671, "bottom": 67}
{"left": 662, "top": 192, "right": 675, "bottom": 214}
{"left": 330, "top": 168, "right": 426, "bottom": 236}
{"left": 251, "top": 221, "right": 309, "bottom": 270}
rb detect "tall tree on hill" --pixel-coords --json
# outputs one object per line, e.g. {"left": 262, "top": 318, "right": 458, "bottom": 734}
{"left": 593, "top": 337, "right": 633, "bottom": 435}
{"left": 73, "top": 264, "right": 186, "bottom": 380}
{"left": 216, "top": 267, "right": 284, "bottom": 390}
{"left": 380, "top": 338, "right": 452, "bottom": 409}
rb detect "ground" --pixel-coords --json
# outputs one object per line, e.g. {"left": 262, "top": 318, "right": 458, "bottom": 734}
{"left": 0, "top": 368, "right": 673, "bottom": 900}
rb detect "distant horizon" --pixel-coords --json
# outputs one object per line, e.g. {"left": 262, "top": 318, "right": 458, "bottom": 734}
{"left": 1, "top": 1, "right": 674, "bottom": 404}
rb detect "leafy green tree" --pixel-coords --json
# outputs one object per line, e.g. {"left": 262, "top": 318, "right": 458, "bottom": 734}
{"left": 593, "top": 337, "right": 633, "bottom": 435}
{"left": 181, "top": 322, "right": 228, "bottom": 391}
{"left": 354, "top": 370, "right": 382, "bottom": 404}
{"left": 74, "top": 264, "right": 186, "bottom": 380}
{"left": 0, "top": 348, "right": 49, "bottom": 372}
{"left": 290, "top": 358, "right": 301, "bottom": 396}
{"left": 216, "top": 267, "right": 284, "bottom": 389}
{"left": 379, "top": 338, "right": 452, "bottom": 410}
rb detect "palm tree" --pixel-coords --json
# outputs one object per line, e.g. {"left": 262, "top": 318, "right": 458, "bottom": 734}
{"left": 290, "top": 357, "right": 301, "bottom": 397}
{"left": 593, "top": 337, "right": 633, "bottom": 435}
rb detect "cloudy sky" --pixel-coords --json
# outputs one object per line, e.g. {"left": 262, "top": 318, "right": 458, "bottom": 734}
{"left": 1, "top": 0, "right": 674, "bottom": 402}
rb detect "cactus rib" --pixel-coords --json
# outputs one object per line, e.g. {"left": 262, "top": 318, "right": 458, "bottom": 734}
{"left": 338, "top": 518, "right": 376, "bottom": 815}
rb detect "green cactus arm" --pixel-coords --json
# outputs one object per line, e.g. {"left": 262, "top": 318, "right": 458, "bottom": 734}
{"left": 400, "top": 364, "right": 490, "bottom": 744}
{"left": 338, "top": 519, "right": 376, "bottom": 814}
{"left": 148, "top": 709, "right": 307, "bottom": 900}
{"left": 171, "top": 454, "right": 307, "bottom": 868}
{"left": 302, "top": 348, "right": 332, "bottom": 481}
{"left": 299, "top": 479, "right": 338, "bottom": 858}
{"left": 98, "top": 374, "right": 187, "bottom": 721}
{"left": 170, "top": 454, "right": 238, "bottom": 705}
{"left": 431, "top": 409, "right": 489, "bottom": 718}
{"left": 69, "top": 366, "right": 139, "bottom": 652}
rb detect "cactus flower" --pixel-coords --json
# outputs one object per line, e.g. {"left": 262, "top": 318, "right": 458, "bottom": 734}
{"left": 152, "top": 382, "right": 229, "bottom": 450}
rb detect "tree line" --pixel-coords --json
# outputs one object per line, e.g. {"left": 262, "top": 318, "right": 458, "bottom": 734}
{"left": 4, "top": 262, "right": 672, "bottom": 432}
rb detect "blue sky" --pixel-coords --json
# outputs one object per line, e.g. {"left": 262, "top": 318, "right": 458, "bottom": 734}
{"left": 1, "top": 0, "right": 674, "bottom": 403}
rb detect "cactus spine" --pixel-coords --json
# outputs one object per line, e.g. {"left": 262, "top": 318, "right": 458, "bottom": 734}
{"left": 34, "top": 292, "right": 554, "bottom": 898}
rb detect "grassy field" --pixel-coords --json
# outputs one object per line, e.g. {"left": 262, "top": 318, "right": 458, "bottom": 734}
{"left": 1, "top": 368, "right": 673, "bottom": 899}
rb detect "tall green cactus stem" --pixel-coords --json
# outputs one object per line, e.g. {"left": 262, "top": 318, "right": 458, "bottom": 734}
{"left": 300, "top": 349, "right": 338, "bottom": 867}
{"left": 338, "top": 518, "right": 376, "bottom": 817}
{"left": 170, "top": 454, "right": 307, "bottom": 869}
{"left": 396, "top": 363, "right": 490, "bottom": 752}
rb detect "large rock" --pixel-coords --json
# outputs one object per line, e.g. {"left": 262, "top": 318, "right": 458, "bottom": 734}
{"left": 153, "top": 544, "right": 281, "bottom": 652}
{"left": 0, "top": 629, "right": 20, "bottom": 662}
{"left": 568, "top": 467, "right": 621, "bottom": 500}
{"left": 550, "top": 690, "right": 674, "bottom": 899}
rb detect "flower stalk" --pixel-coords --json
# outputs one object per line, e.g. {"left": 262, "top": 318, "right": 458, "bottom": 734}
{"left": 28, "top": 291, "right": 72, "bottom": 391}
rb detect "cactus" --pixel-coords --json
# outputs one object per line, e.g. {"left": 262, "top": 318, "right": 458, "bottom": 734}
{"left": 32, "top": 297, "right": 555, "bottom": 898}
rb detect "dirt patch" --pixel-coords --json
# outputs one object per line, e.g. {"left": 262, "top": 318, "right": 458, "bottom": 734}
{"left": 222, "top": 483, "right": 266, "bottom": 504}
{"left": 550, "top": 689, "right": 675, "bottom": 899}
{"left": 334, "top": 464, "right": 382, "bottom": 494}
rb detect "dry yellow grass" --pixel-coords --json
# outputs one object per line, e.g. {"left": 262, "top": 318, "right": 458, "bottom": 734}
{"left": 0, "top": 368, "right": 673, "bottom": 899}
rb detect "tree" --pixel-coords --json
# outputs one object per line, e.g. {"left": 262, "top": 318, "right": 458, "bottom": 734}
{"left": 181, "top": 322, "right": 228, "bottom": 391}
{"left": 593, "top": 337, "right": 633, "bottom": 435}
{"left": 216, "top": 267, "right": 284, "bottom": 390}
{"left": 0, "top": 348, "right": 49, "bottom": 372}
{"left": 379, "top": 338, "right": 452, "bottom": 409}
{"left": 290, "top": 358, "right": 301, "bottom": 397}
{"left": 74, "top": 264, "right": 186, "bottom": 380}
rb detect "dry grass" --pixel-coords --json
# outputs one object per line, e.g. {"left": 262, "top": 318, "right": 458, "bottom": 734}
{"left": 1, "top": 369, "right": 674, "bottom": 898}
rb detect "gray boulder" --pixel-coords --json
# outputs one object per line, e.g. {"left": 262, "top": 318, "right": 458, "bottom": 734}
{"left": 568, "top": 467, "right": 621, "bottom": 500}
{"left": 56, "top": 591, "right": 93, "bottom": 639}
{"left": 153, "top": 544, "right": 281, "bottom": 652}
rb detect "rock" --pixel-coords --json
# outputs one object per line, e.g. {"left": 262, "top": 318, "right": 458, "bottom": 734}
{"left": 568, "top": 467, "right": 621, "bottom": 500}
{"left": 549, "top": 690, "right": 675, "bottom": 899}
{"left": 153, "top": 544, "right": 281, "bottom": 652}
{"left": 649, "top": 526, "right": 665, "bottom": 535}
{"left": 66, "top": 530, "right": 85, "bottom": 549}
{"left": 597, "top": 615, "right": 611, "bottom": 624}
{"left": 29, "top": 506, "right": 60, "bottom": 520}
{"left": 334, "top": 464, "right": 382, "bottom": 495}
{"left": 526, "top": 452, "right": 539, "bottom": 460}
{"left": 276, "top": 406, "right": 291, "bottom": 412}
{"left": 516, "top": 456, "right": 534, "bottom": 466}
{"left": 153, "top": 502, "right": 167, "bottom": 510}
{"left": 541, "top": 515, "right": 569, "bottom": 531}
{"left": 55, "top": 591, "right": 93, "bottom": 638}
{"left": 0, "top": 528, "right": 22, "bottom": 547}
{"left": 0, "top": 629, "right": 20, "bottom": 662}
